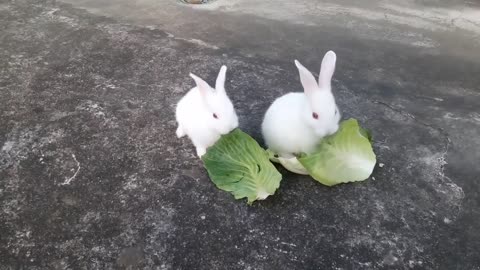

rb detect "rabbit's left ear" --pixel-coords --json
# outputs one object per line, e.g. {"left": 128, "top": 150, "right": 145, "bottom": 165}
{"left": 215, "top": 65, "right": 227, "bottom": 93}
{"left": 318, "top": 51, "right": 336, "bottom": 90}
{"left": 295, "top": 60, "right": 318, "bottom": 98}
{"left": 190, "top": 73, "right": 212, "bottom": 98}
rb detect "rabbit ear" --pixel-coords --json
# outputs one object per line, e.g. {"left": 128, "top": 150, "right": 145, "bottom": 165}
{"left": 190, "top": 73, "right": 212, "bottom": 98}
{"left": 215, "top": 65, "right": 227, "bottom": 92}
{"left": 318, "top": 51, "right": 336, "bottom": 90}
{"left": 295, "top": 60, "right": 318, "bottom": 97}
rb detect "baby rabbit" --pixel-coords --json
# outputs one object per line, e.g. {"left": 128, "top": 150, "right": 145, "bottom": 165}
{"left": 262, "top": 51, "right": 341, "bottom": 157}
{"left": 176, "top": 66, "right": 239, "bottom": 157}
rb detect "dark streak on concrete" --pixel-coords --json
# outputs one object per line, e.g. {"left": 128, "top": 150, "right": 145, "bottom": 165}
{"left": 0, "top": 1, "right": 479, "bottom": 269}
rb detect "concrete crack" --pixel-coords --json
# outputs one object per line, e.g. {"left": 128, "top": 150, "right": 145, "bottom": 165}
{"left": 61, "top": 153, "right": 81, "bottom": 185}
{"left": 165, "top": 31, "right": 219, "bottom": 50}
{"left": 372, "top": 100, "right": 451, "bottom": 178}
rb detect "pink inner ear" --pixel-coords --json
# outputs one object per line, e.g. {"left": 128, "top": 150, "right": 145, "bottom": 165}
{"left": 296, "top": 60, "right": 319, "bottom": 98}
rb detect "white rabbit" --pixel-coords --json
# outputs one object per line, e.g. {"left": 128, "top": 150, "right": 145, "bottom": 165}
{"left": 262, "top": 51, "right": 341, "bottom": 157}
{"left": 176, "top": 65, "right": 239, "bottom": 157}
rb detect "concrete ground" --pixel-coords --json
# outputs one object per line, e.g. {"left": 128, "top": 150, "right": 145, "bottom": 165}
{"left": 1, "top": 0, "right": 479, "bottom": 269}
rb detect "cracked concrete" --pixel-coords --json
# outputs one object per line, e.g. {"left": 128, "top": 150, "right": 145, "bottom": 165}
{"left": 1, "top": 0, "right": 479, "bottom": 269}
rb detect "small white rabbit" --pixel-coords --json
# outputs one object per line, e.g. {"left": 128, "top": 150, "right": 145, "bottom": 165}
{"left": 262, "top": 51, "right": 341, "bottom": 157}
{"left": 176, "top": 65, "right": 239, "bottom": 157}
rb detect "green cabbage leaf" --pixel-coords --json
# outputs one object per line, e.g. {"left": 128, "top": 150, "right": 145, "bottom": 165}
{"left": 270, "top": 119, "right": 376, "bottom": 186}
{"left": 202, "top": 129, "right": 282, "bottom": 204}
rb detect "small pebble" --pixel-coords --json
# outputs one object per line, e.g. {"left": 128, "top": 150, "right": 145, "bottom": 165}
{"left": 379, "top": 163, "right": 385, "bottom": 168}
{"left": 183, "top": 0, "right": 209, "bottom": 4}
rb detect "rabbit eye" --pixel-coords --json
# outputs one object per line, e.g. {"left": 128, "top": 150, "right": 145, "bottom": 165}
{"left": 213, "top": 113, "right": 218, "bottom": 119}
{"left": 312, "top": 112, "right": 319, "bottom": 119}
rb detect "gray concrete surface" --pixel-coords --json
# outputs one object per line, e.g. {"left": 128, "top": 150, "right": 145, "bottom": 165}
{"left": 1, "top": 0, "right": 479, "bottom": 269}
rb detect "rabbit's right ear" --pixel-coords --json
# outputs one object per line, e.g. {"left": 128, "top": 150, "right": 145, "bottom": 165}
{"left": 318, "top": 51, "right": 336, "bottom": 90}
{"left": 295, "top": 60, "right": 318, "bottom": 98}
{"left": 215, "top": 65, "right": 227, "bottom": 92}
{"left": 190, "top": 73, "right": 211, "bottom": 98}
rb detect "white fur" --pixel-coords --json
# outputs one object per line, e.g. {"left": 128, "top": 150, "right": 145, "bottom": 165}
{"left": 262, "top": 51, "right": 341, "bottom": 157}
{"left": 176, "top": 66, "right": 239, "bottom": 157}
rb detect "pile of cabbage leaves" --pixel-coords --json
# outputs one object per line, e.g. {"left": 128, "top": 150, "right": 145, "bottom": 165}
{"left": 202, "top": 119, "right": 376, "bottom": 204}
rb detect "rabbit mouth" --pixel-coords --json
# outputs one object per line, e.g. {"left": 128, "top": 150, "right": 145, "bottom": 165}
{"left": 325, "top": 126, "right": 339, "bottom": 136}
{"left": 314, "top": 129, "right": 328, "bottom": 137}
{"left": 313, "top": 126, "right": 332, "bottom": 137}
{"left": 218, "top": 126, "right": 234, "bottom": 135}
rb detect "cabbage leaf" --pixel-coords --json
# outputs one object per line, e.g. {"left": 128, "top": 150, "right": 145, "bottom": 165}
{"left": 269, "top": 119, "right": 376, "bottom": 186}
{"left": 202, "top": 129, "right": 282, "bottom": 204}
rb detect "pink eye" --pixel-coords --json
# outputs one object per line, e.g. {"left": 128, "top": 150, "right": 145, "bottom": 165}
{"left": 312, "top": 112, "right": 319, "bottom": 119}
{"left": 213, "top": 113, "right": 218, "bottom": 119}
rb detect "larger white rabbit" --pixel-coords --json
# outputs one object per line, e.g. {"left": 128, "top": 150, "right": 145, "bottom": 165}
{"left": 176, "top": 66, "right": 239, "bottom": 157}
{"left": 262, "top": 51, "right": 341, "bottom": 157}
